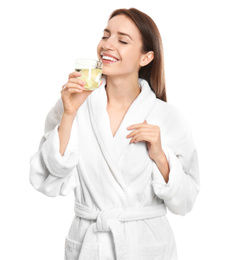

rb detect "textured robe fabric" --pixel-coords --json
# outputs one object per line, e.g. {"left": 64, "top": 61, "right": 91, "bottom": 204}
{"left": 30, "top": 78, "right": 200, "bottom": 260}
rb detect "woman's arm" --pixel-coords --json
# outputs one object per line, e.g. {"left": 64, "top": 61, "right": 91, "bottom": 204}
{"left": 30, "top": 100, "right": 78, "bottom": 197}
{"left": 151, "top": 152, "right": 169, "bottom": 183}
{"left": 30, "top": 71, "right": 91, "bottom": 196}
{"left": 58, "top": 113, "right": 76, "bottom": 156}
{"left": 126, "top": 120, "right": 169, "bottom": 182}
{"left": 126, "top": 119, "right": 200, "bottom": 215}
{"left": 152, "top": 133, "right": 200, "bottom": 216}
{"left": 58, "top": 71, "right": 93, "bottom": 155}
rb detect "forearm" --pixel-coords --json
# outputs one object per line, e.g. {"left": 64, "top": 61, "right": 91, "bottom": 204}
{"left": 153, "top": 153, "right": 170, "bottom": 183}
{"left": 58, "top": 112, "right": 76, "bottom": 156}
{"left": 152, "top": 145, "right": 200, "bottom": 215}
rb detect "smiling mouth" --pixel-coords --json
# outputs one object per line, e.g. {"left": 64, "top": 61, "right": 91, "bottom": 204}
{"left": 101, "top": 53, "right": 119, "bottom": 62}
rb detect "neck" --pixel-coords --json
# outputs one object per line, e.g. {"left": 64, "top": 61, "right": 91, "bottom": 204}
{"left": 105, "top": 75, "right": 141, "bottom": 109}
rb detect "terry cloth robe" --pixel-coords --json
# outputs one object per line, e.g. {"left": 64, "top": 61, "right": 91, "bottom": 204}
{"left": 30, "top": 78, "right": 200, "bottom": 260}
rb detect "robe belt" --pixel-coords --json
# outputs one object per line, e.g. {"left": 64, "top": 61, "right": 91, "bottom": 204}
{"left": 74, "top": 202, "right": 167, "bottom": 260}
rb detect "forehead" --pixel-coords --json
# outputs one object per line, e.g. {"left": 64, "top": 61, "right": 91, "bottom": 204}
{"left": 106, "top": 14, "right": 141, "bottom": 40}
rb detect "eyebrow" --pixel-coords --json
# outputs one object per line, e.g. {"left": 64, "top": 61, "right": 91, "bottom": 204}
{"left": 104, "top": 29, "right": 133, "bottom": 41}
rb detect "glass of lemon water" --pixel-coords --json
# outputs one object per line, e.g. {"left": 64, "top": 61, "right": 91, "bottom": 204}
{"left": 75, "top": 58, "right": 103, "bottom": 91}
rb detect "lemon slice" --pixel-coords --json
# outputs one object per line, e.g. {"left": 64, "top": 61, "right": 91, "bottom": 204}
{"left": 80, "top": 69, "right": 102, "bottom": 90}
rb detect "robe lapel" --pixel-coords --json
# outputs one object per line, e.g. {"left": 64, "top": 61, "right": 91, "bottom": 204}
{"left": 113, "top": 79, "right": 157, "bottom": 158}
{"left": 87, "top": 78, "right": 156, "bottom": 192}
{"left": 87, "top": 78, "right": 127, "bottom": 191}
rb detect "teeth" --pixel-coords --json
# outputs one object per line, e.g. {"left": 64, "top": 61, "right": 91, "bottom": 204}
{"left": 102, "top": 55, "right": 118, "bottom": 62}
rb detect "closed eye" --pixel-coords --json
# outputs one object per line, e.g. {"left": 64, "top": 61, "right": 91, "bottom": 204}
{"left": 119, "top": 40, "right": 128, "bottom": 44}
{"left": 101, "top": 36, "right": 127, "bottom": 44}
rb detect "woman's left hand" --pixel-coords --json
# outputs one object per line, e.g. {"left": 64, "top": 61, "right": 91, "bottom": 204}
{"left": 126, "top": 120, "right": 164, "bottom": 161}
{"left": 126, "top": 120, "right": 169, "bottom": 182}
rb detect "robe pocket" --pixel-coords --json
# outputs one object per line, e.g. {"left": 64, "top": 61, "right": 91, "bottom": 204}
{"left": 140, "top": 245, "right": 166, "bottom": 260}
{"left": 139, "top": 219, "right": 167, "bottom": 260}
{"left": 64, "top": 237, "right": 82, "bottom": 260}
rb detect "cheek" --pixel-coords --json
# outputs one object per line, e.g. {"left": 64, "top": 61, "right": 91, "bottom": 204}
{"left": 97, "top": 41, "right": 102, "bottom": 58}
{"left": 123, "top": 49, "right": 142, "bottom": 68}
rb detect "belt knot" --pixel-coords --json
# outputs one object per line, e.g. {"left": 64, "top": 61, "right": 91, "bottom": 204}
{"left": 95, "top": 208, "right": 124, "bottom": 232}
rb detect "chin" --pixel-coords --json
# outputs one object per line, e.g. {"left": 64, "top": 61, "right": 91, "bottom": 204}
{"left": 101, "top": 67, "right": 112, "bottom": 76}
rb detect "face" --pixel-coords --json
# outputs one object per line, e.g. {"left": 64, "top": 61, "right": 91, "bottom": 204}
{"left": 97, "top": 15, "right": 149, "bottom": 78}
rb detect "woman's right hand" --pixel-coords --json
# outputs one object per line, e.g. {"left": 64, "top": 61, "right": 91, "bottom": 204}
{"left": 61, "top": 71, "right": 93, "bottom": 115}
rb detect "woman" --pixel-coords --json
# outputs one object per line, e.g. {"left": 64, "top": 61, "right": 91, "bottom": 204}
{"left": 30, "top": 8, "right": 200, "bottom": 260}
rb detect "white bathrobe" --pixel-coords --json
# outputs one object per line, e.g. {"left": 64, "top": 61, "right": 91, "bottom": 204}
{"left": 30, "top": 78, "right": 200, "bottom": 260}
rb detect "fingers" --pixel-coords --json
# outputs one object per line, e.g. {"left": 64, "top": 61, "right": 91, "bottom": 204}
{"left": 61, "top": 86, "right": 83, "bottom": 94}
{"left": 69, "top": 71, "right": 82, "bottom": 78}
{"left": 126, "top": 122, "right": 160, "bottom": 144}
{"left": 68, "top": 77, "right": 86, "bottom": 85}
{"left": 61, "top": 73, "right": 87, "bottom": 94}
{"left": 127, "top": 123, "right": 149, "bottom": 130}
{"left": 127, "top": 130, "right": 158, "bottom": 144}
{"left": 61, "top": 82, "right": 85, "bottom": 93}
{"left": 127, "top": 123, "right": 159, "bottom": 132}
{"left": 126, "top": 127, "right": 152, "bottom": 138}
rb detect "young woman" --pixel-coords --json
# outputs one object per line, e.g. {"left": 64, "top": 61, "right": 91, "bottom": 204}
{"left": 30, "top": 8, "right": 200, "bottom": 260}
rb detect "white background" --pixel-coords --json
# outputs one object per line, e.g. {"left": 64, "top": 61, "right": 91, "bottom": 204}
{"left": 0, "top": 0, "right": 233, "bottom": 259}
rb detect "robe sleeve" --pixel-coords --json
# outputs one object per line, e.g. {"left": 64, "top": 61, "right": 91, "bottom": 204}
{"left": 29, "top": 99, "right": 79, "bottom": 197}
{"left": 151, "top": 129, "right": 200, "bottom": 216}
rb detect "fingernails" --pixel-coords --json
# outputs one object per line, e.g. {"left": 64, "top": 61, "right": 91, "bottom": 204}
{"left": 75, "top": 71, "right": 81, "bottom": 76}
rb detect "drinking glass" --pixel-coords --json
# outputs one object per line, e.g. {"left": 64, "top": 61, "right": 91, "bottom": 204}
{"left": 75, "top": 58, "right": 103, "bottom": 91}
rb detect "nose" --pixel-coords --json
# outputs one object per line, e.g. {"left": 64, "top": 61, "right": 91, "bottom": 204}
{"left": 102, "top": 36, "right": 115, "bottom": 51}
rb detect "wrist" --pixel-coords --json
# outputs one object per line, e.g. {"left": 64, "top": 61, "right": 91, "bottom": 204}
{"left": 152, "top": 149, "right": 167, "bottom": 165}
{"left": 152, "top": 151, "right": 169, "bottom": 183}
{"left": 58, "top": 112, "right": 76, "bottom": 132}
{"left": 63, "top": 111, "right": 77, "bottom": 119}
{"left": 58, "top": 112, "right": 76, "bottom": 156}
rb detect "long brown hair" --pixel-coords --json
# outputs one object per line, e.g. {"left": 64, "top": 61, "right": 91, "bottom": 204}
{"left": 109, "top": 8, "right": 167, "bottom": 102}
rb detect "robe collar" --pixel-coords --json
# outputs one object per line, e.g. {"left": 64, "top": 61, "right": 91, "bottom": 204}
{"left": 87, "top": 77, "right": 157, "bottom": 191}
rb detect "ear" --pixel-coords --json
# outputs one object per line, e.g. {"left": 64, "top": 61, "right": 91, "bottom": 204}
{"left": 140, "top": 51, "right": 154, "bottom": 67}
